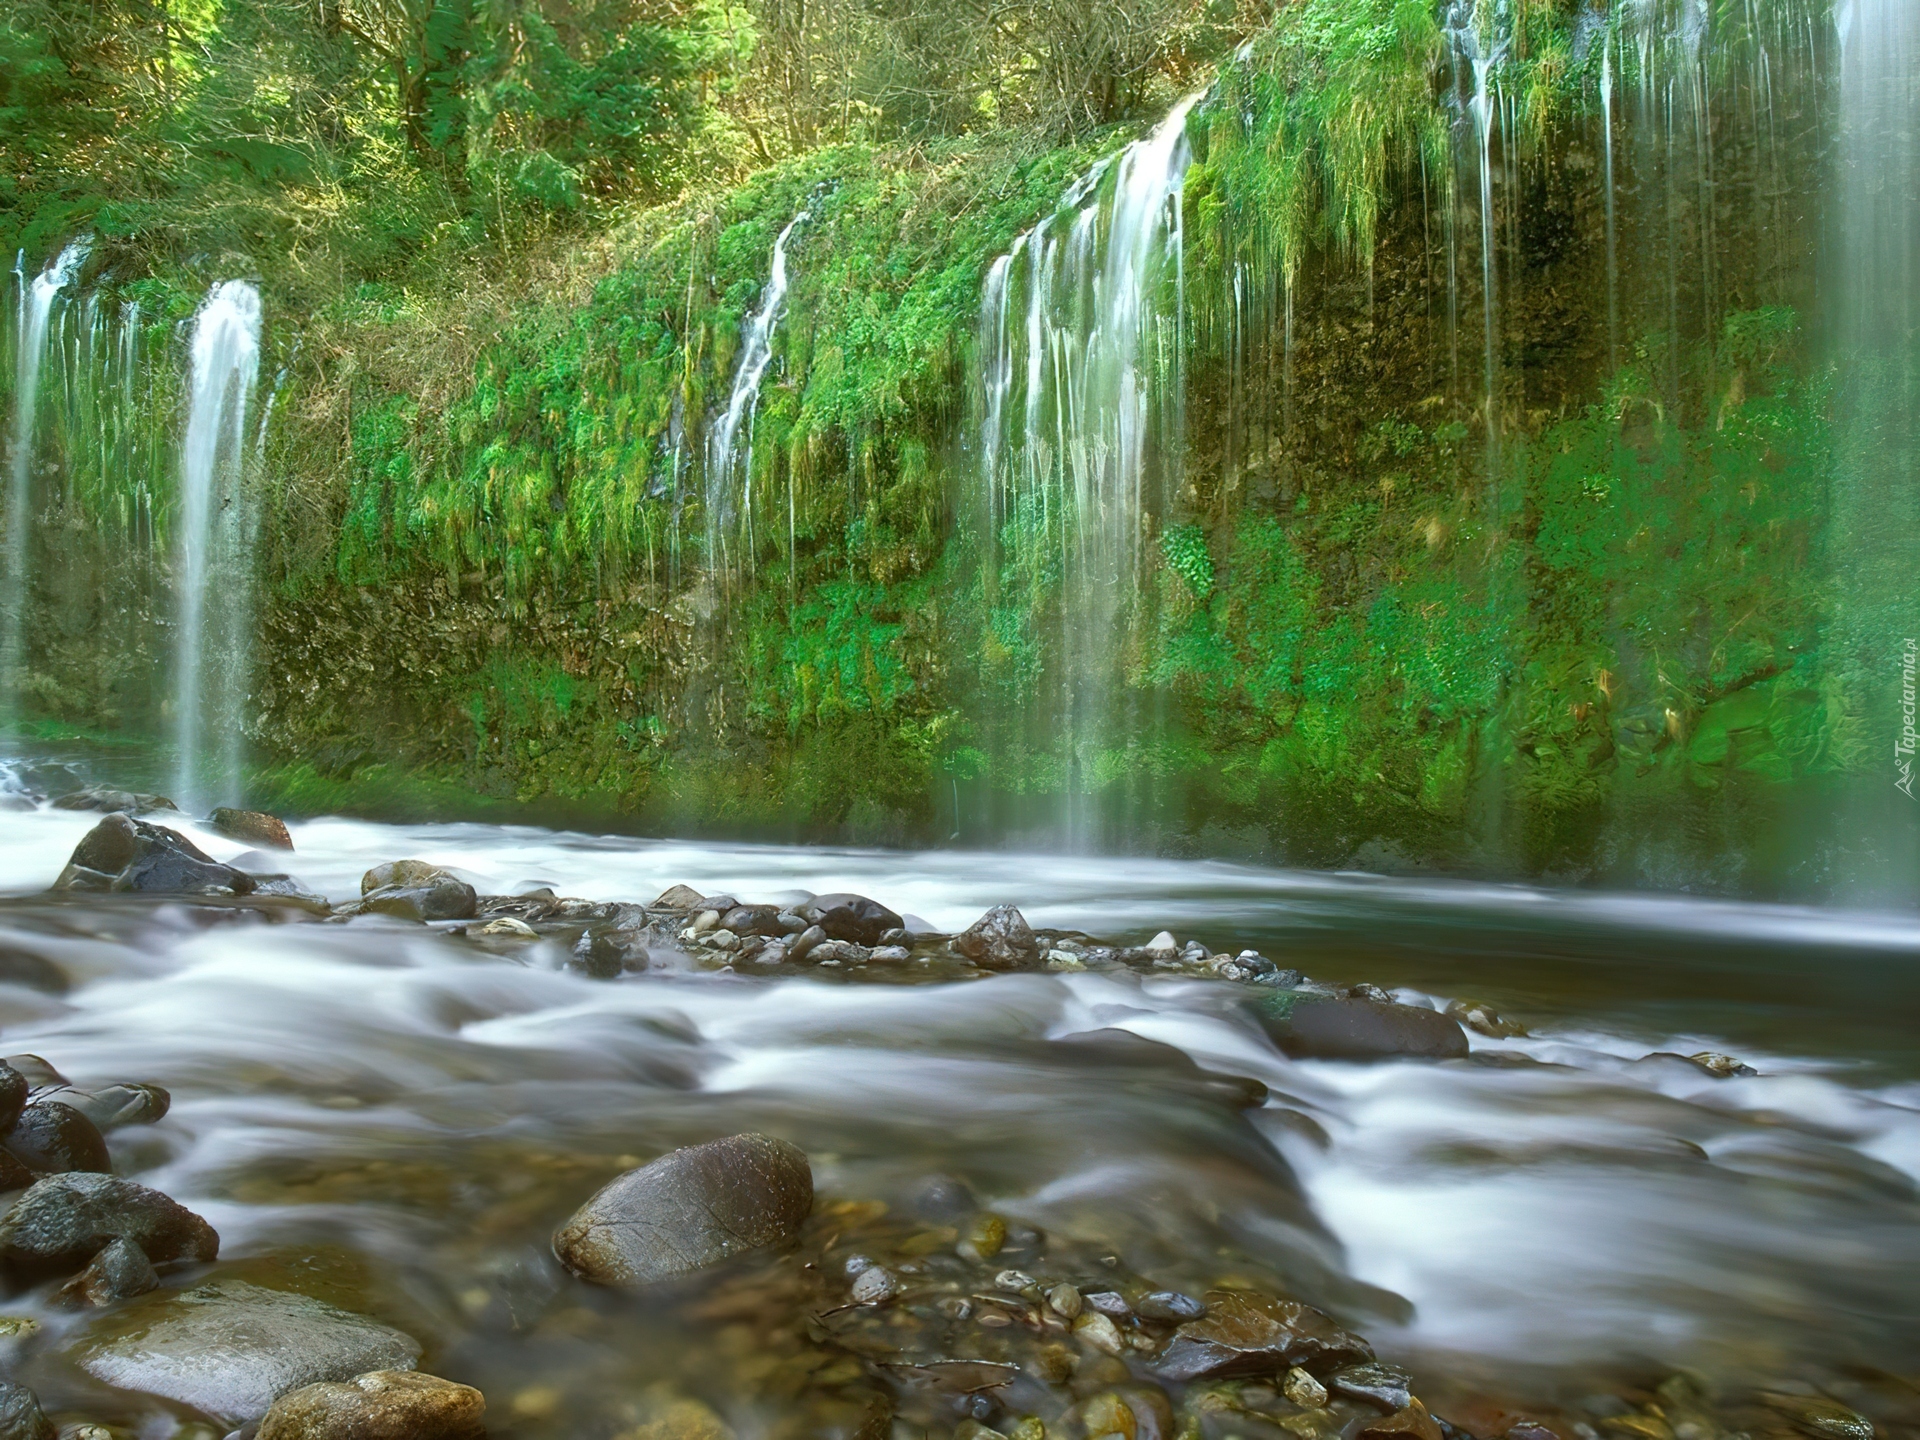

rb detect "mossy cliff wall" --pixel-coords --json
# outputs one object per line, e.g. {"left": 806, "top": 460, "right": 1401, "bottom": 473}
{"left": 9, "top": 0, "right": 1903, "bottom": 895}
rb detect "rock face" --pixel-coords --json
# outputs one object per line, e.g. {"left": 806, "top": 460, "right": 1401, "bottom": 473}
{"left": 75, "top": 1281, "right": 422, "bottom": 1425}
{"left": 554, "top": 1133, "right": 813, "bottom": 1286}
{"left": 799, "top": 894, "right": 903, "bottom": 946}
{"left": 257, "top": 1370, "right": 485, "bottom": 1440}
{"left": 0, "top": 1172, "right": 219, "bottom": 1278}
{"left": 1153, "top": 1289, "right": 1374, "bottom": 1382}
{"left": 210, "top": 807, "right": 293, "bottom": 850}
{"left": 0, "top": 1382, "right": 54, "bottom": 1440}
{"left": 53, "top": 813, "right": 255, "bottom": 897}
{"left": 952, "top": 905, "right": 1040, "bottom": 971}
{"left": 356, "top": 861, "right": 476, "bottom": 922}
{"left": 1254, "top": 993, "right": 1468, "bottom": 1062}
{"left": 3, "top": 1102, "right": 111, "bottom": 1175}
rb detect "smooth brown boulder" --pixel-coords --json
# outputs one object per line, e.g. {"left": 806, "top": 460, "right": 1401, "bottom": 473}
{"left": 3, "top": 1102, "right": 110, "bottom": 1175}
{"left": 0, "top": 1172, "right": 219, "bottom": 1279}
{"left": 554, "top": 1133, "right": 813, "bottom": 1286}
{"left": 1254, "top": 994, "right": 1468, "bottom": 1062}
{"left": 256, "top": 1370, "right": 484, "bottom": 1440}
{"left": 1153, "top": 1289, "right": 1373, "bottom": 1381}
{"left": 210, "top": 808, "right": 293, "bottom": 851}
{"left": 799, "top": 893, "right": 902, "bottom": 945}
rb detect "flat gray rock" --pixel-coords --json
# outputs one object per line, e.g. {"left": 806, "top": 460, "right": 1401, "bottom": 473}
{"left": 554, "top": 1132, "right": 813, "bottom": 1286}
{"left": 74, "top": 1281, "right": 420, "bottom": 1424}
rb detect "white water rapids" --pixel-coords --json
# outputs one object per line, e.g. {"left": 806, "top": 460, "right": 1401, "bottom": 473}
{"left": 0, "top": 770, "right": 1916, "bottom": 1429}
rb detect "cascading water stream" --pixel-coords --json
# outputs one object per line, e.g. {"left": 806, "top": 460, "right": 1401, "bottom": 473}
{"left": 172, "top": 281, "right": 262, "bottom": 812}
{"left": 973, "top": 96, "right": 1198, "bottom": 845}
{"left": 1, "top": 239, "right": 89, "bottom": 730}
{"left": 706, "top": 213, "right": 806, "bottom": 580}
{"left": 1833, "top": 0, "right": 1920, "bottom": 888}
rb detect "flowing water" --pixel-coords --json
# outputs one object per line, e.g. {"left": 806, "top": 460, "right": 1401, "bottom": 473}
{"left": 970, "top": 99, "right": 1196, "bottom": 847}
{"left": 2, "top": 240, "right": 91, "bottom": 728}
{"left": 171, "top": 282, "right": 262, "bottom": 814}
{"left": 707, "top": 214, "right": 807, "bottom": 579}
{"left": 0, "top": 754, "right": 1916, "bottom": 1438}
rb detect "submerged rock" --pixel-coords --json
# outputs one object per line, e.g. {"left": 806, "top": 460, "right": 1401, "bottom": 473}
{"left": 74, "top": 1280, "right": 421, "bottom": 1425}
{"left": 256, "top": 1370, "right": 485, "bottom": 1440}
{"left": 570, "top": 928, "right": 648, "bottom": 978}
{"left": 0, "top": 1382, "right": 54, "bottom": 1440}
{"left": 0, "top": 1172, "right": 219, "bottom": 1278}
{"left": 1445, "top": 999, "right": 1526, "bottom": 1039}
{"left": 210, "top": 807, "right": 293, "bottom": 850}
{"left": 1254, "top": 993, "right": 1468, "bottom": 1062}
{"left": 1760, "top": 1394, "right": 1876, "bottom": 1440}
{"left": 56, "top": 1235, "right": 159, "bottom": 1306}
{"left": 952, "top": 905, "right": 1040, "bottom": 970}
{"left": 55, "top": 1083, "right": 170, "bottom": 1133}
{"left": 799, "top": 894, "right": 903, "bottom": 945}
{"left": 1153, "top": 1289, "right": 1373, "bottom": 1381}
{"left": 553, "top": 1133, "right": 813, "bottom": 1286}
{"left": 3, "top": 1102, "right": 110, "bottom": 1175}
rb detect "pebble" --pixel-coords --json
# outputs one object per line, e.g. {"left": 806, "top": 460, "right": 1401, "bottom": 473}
{"left": 1083, "top": 1290, "right": 1132, "bottom": 1317}
{"left": 1046, "top": 1283, "right": 1083, "bottom": 1318}
{"left": 1134, "top": 1290, "right": 1206, "bottom": 1321}
{"left": 706, "top": 929, "right": 740, "bottom": 952}
{"left": 1146, "top": 931, "right": 1178, "bottom": 952}
{"left": 476, "top": 917, "right": 537, "bottom": 938}
{"left": 869, "top": 945, "right": 911, "bottom": 962}
{"left": 256, "top": 1370, "right": 484, "bottom": 1440}
{"left": 690, "top": 910, "right": 720, "bottom": 934}
{"left": 841, "top": 1253, "right": 876, "bottom": 1277}
{"left": 850, "top": 1266, "right": 900, "bottom": 1304}
{"left": 957, "top": 1213, "right": 1005, "bottom": 1261}
{"left": 1075, "top": 1311, "right": 1126, "bottom": 1355}
{"left": 1284, "top": 1367, "right": 1330, "bottom": 1407}
{"left": 993, "top": 1269, "right": 1036, "bottom": 1292}
{"left": 787, "top": 925, "right": 827, "bottom": 962}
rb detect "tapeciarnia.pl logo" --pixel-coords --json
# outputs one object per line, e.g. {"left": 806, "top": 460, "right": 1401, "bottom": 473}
{"left": 1899, "top": 637, "right": 1918, "bottom": 799}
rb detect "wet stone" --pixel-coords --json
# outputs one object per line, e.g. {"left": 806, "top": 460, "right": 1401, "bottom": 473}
{"left": 60, "top": 814, "right": 255, "bottom": 897}
{"left": 1285, "top": 1366, "right": 1330, "bottom": 1407}
{"left": 52, "top": 788, "right": 177, "bottom": 816}
{"left": 953, "top": 906, "right": 1041, "bottom": 971}
{"left": 209, "top": 807, "right": 293, "bottom": 851}
{"left": 1445, "top": 1000, "right": 1526, "bottom": 1039}
{"left": 4, "top": 1102, "right": 110, "bottom": 1175}
{"left": 0, "top": 1172, "right": 219, "bottom": 1279}
{"left": 1076, "top": 1312, "right": 1126, "bottom": 1355}
{"left": 1153, "top": 1289, "right": 1373, "bottom": 1382}
{"left": 358, "top": 876, "right": 477, "bottom": 923}
{"left": 1135, "top": 1291, "right": 1206, "bottom": 1322}
{"left": 1083, "top": 1290, "right": 1132, "bottom": 1317}
{"left": 256, "top": 1369, "right": 485, "bottom": 1440}
{"left": 1761, "top": 1395, "right": 1875, "bottom": 1440}
{"left": 851, "top": 1266, "right": 900, "bottom": 1304}
{"left": 571, "top": 927, "right": 648, "bottom": 978}
{"left": 0, "top": 1382, "right": 53, "bottom": 1440}
{"left": 0, "top": 1063, "right": 25, "bottom": 1133}
{"left": 56, "top": 1235, "right": 158, "bottom": 1306}
{"left": 1255, "top": 993, "right": 1469, "bottom": 1062}
{"left": 652, "top": 884, "right": 707, "bottom": 911}
{"left": 1332, "top": 1362, "right": 1415, "bottom": 1412}
{"left": 74, "top": 1280, "right": 422, "bottom": 1425}
{"left": 553, "top": 1133, "right": 814, "bottom": 1286}
{"left": 57, "top": 1082, "right": 170, "bottom": 1133}
{"left": 799, "top": 893, "right": 903, "bottom": 945}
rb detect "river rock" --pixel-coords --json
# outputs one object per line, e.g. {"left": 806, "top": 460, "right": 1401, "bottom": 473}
{"left": 56, "top": 1235, "right": 158, "bottom": 1306}
{"left": 75, "top": 1281, "right": 421, "bottom": 1425}
{"left": 553, "top": 1132, "right": 813, "bottom": 1286}
{"left": 952, "top": 905, "right": 1040, "bottom": 970}
{"left": 1136, "top": 1291, "right": 1207, "bottom": 1322}
{"left": 0, "top": 1382, "right": 53, "bottom": 1440}
{"left": 51, "top": 788, "right": 177, "bottom": 816}
{"left": 0, "top": 1172, "right": 219, "bottom": 1277}
{"left": 359, "top": 876, "right": 477, "bottom": 922}
{"left": 720, "top": 905, "right": 782, "bottom": 937}
{"left": 1153, "top": 1289, "right": 1373, "bottom": 1381}
{"left": 257, "top": 1370, "right": 485, "bottom": 1440}
{"left": 3, "top": 1102, "right": 110, "bottom": 1175}
{"left": 1331, "top": 1362, "right": 1414, "bottom": 1411}
{"left": 1254, "top": 993, "right": 1468, "bottom": 1062}
{"left": 209, "top": 807, "right": 293, "bottom": 850}
{"left": 361, "top": 860, "right": 446, "bottom": 893}
{"left": 3, "top": 1055, "right": 66, "bottom": 1088}
{"left": 787, "top": 925, "right": 828, "bottom": 962}
{"left": 55, "top": 1083, "right": 170, "bottom": 1133}
{"left": 652, "top": 885, "right": 708, "bottom": 911}
{"left": 570, "top": 928, "right": 648, "bottom": 978}
{"left": 799, "top": 894, "right": 902, "bottom": 945}
{"left": 1760, "top": 1394, "right": 1876, "bottom": 1440}
{"left": 0, "top": 1063, "right": 25, "bottom": 1133}
{"left": 0, "top": 1152, "right": 32, "bottom": 1192}
{"left": 57, "top": 814, "right": 255, "bottom": 897}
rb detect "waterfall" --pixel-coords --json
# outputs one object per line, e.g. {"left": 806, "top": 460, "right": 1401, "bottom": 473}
{"left": 706, "top": 212, "right": 806, "bottom": 578}
{"left": 173, "top": 281, "right": 262, "bottom": 812}
{"left": 972, "top": 96, "right": 1197, "bottom": 844}
{"left": 1833, "top": 0, "right": 1920, "bottom": 883}
{"left": 1, "top": 239, "right": 89, "bottom": 730}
